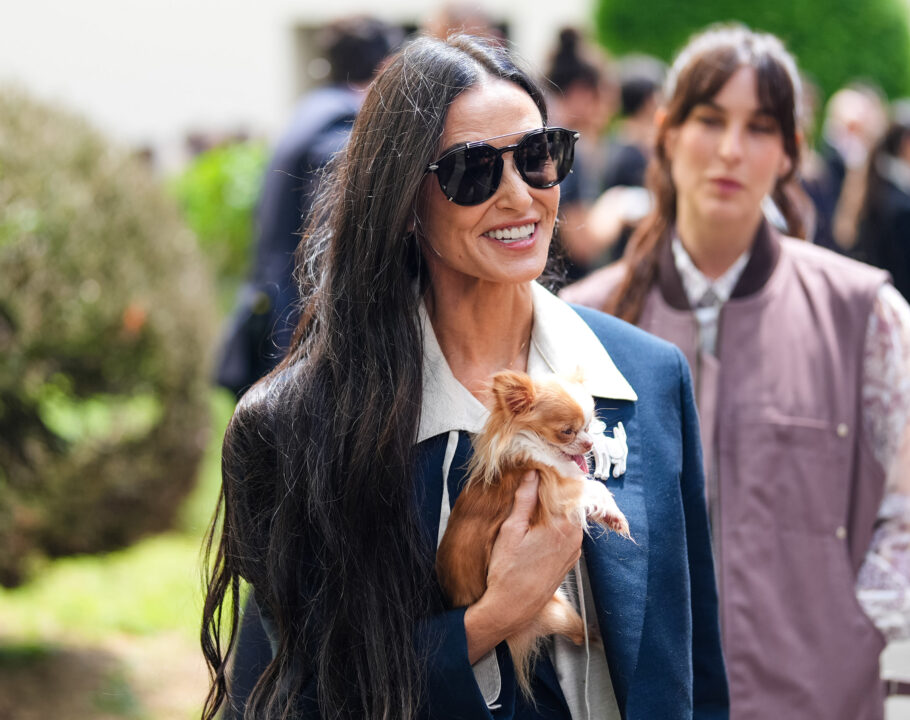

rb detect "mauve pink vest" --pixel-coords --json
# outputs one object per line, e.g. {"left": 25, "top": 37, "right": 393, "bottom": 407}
{"left": 564, "top": 222, "right": 890, "bottom": 719}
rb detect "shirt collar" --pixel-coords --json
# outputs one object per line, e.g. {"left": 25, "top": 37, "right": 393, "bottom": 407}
{"left": 417, "top": 281, "right": 637, "bottom": 443}
{"left": 671, "top": 236, "right": 751, "bottom": 308}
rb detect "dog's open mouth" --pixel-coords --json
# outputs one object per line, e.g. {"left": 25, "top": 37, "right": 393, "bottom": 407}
{"left": 563, "top": 452, "right": 589, "bottom": 474}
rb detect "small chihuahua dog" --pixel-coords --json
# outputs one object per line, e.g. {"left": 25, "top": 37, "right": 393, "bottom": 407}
{"left": 435, "top": 370, "right": 630, "bottom": 696}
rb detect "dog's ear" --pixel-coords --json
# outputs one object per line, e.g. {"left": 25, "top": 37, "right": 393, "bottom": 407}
{"left": 491, "top": 371, "right": 536, "bottom": 416}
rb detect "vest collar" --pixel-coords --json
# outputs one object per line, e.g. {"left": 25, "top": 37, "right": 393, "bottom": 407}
{"left": 657, "top": 219, "right": 782, "bottom": 310}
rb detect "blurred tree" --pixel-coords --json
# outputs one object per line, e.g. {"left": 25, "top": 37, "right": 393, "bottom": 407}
{"left": 0, "top": 87, "right": 217, "bottom": 587}
{"left": 594, "top": 0, "right": 910, "bottom": 102}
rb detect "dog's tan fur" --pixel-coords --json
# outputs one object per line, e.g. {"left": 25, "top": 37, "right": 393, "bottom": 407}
{"left": 436, "top": 370, "right": 630, "bottom": 697}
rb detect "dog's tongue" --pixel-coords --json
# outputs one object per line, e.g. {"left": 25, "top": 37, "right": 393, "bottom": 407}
{"left": 573, "top": 455, "right": 589, "bottom": 474}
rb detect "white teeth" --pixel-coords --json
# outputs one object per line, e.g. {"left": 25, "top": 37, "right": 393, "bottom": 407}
{"left": 483, "top": 223, "right": 536, "bottom": 242}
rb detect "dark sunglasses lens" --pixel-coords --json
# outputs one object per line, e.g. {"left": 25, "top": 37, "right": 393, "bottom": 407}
{"left": 516, "top": 129, "right": 576, "bottom": 188}
{"left": 436, "top": 145, "right": 501, "bottom": 205}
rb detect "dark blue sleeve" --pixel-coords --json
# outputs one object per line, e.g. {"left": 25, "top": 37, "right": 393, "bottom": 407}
{"left": 414, "top": 435, "right": 521, "bottom": 719}
{"left": 418, "top": 609, "right": 518, "bottom": 719}
{"left": 676, "top": 349, "right": 730, "bottom": 719}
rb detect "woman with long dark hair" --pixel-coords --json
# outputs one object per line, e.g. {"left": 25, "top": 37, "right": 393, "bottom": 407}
{"left": 563, "top": 26, "right": 910, "bottom": 719}
{"left": 202, "top": 34, "right": 727, "bottom": 720}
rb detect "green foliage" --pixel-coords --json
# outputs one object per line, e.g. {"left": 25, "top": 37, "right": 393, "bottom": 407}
{"left": 169, "top": 141, "right": 267, "bottom": 297}
{"left": 594, "top": 0, "right": 910, "bottom": 101}
{"left": 0, "top": 387, "right": 234, "bottom": 639}
{"left": 0, "top": 87, "right": 217, "bottom": 587}
{"left": 92, "top": 668, "right": 144, "bottom": 717}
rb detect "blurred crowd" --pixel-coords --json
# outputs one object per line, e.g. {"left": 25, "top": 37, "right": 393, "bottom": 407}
{"left": 548, "top": 30, "right": 910, "bottom": 298}
{"left": 217, "top": 9, "right": 910, "bottom": 396}
{"left": 206, "top": 8, "right": 910, "bottom": 720}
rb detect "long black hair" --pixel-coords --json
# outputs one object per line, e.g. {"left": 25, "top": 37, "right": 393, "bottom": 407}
{"left": 606, "top": 25, "right": 804, "bottom": 323}
{"left": 202, "top": 34, "right": 549, "bottom": 720}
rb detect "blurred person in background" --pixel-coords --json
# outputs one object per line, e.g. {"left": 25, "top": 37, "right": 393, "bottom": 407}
{"left": 855, "top": 100, "right": 910, "bottom": 301}
{"left": 562, "top": 25, "right": 910, "bottom": 719}
{"left": 602, "top": 55, "right": 665, "bottom": 191}
{"left": 202, "top": 32, "right": 728, "bottom": 720}
{"left": 584, "top": 55, "right": 667, "bottom": 265}
{"left": 421, "top": 1, "right": 502, "bottom": 42}
{"left": 215, "top": 16, "right": 400, "bottom": 399}
{"left": 807, "top": 83, "right": 888, "bottom": 252}
{"left": 212, "top": 16, "right": 399, "bottom": 720}
{"left": 544, "top": 27, "right": 619, "bottom": 280}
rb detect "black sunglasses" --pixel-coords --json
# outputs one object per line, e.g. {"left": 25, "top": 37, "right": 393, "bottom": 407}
{"left": 425, "top": 127, "right": 579, "bottom": 206}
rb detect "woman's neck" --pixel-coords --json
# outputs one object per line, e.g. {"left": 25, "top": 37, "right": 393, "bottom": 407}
{"left": 675, "top": 206, "right": 761, "bottom": 280}
{"left": 424, "top": 280, "right": 533, "bottom": 403}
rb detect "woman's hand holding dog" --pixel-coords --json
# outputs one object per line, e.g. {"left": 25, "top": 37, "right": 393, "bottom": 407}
{"left": 463, "top": 470, "right": 584, "bottom": 663}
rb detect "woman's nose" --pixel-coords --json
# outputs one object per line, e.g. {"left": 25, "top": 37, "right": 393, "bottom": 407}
{"left": 718, "top": 124, "right": 745, "bottom": 162}
{"left": 494, "top": 155, "right": 534, "bottom": 210}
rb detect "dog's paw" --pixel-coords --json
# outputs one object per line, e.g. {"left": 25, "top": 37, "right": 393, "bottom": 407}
{"left": 604, "top": 510, "right": 631, "bottom": 540}
{"left": 584, "top": 482, "right": 632, "bottom": 540}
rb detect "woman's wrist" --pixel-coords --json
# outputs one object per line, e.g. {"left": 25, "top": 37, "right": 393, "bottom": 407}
{"left": 464, "top": 592, "right": 516, "bottom": 664}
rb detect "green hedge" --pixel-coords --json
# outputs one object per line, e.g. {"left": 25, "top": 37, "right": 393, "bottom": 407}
{"left": 594, "top": 0, "right": 910, "bottom": 101}
{"left": 0, "top": 87, "right": 217, "bottom": 586}
{"left": 170, "top": 140, "right": 267, "bottom": 310}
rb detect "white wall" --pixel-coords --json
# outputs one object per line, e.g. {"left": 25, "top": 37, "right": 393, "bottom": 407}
{"left": 0, "top": 0, "right": 592, "bottom": 170}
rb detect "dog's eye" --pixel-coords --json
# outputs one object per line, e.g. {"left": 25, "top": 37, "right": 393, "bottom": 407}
{"left": 562, "top": 428, "right": 575, "bottom": 436}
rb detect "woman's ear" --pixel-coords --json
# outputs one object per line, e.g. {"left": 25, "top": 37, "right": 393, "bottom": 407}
{"left": 654, "top": 105, "right": 679, "bottom": 161}
{"left": 654, "top": 106, "right": 668, "bottom": 129}
{"left": 778, "top": 131, "right": 802, "bottom": 179}
{"left": 657, "top": 109, "right": 678, "bottom": 162}
{"left": 778, "top": 153, "right": 793, "bottom": 180}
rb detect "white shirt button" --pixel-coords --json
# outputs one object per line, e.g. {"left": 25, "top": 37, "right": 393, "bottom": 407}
{"left": 836, "top": 526, "right": 848, "bottom": 540}
{"left": 836, "top": 423, "right": 849, "bottom": 438}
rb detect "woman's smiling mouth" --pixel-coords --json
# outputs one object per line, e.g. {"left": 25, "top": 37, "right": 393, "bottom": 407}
{"left": 482, "top": 222, "right": 537, "bottom": 243}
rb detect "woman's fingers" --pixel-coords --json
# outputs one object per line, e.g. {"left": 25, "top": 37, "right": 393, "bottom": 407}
{"left": 482, "top": 470, "right": 584, "bottom": 633}
{"left": 499, "top": 470, "right": 539, "bottom": 537}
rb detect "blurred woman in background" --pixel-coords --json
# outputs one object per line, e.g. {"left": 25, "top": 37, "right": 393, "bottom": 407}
{"left": 855, "top": 101, "right": 910, "bottom": 301}
{"left": 563, "top": 25, "right": 910, "bottom": 720}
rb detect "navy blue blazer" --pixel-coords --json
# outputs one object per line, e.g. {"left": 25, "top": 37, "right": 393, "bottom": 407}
{"left": 414, "top": 307, "right": 728, "bottom": 719}
{"left": 236, "top": 305, "right": 728, "bottom": 719}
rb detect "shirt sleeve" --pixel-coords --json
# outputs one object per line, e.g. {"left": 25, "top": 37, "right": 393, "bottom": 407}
{"left": 856, "top": 283, "right": 910, "bottom": 641}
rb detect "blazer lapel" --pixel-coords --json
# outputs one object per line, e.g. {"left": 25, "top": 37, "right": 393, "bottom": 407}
{"left": 583, "top": 399, "right": 648, "bottom": 715}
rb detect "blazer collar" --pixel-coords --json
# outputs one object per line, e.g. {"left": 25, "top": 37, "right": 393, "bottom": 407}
{"left": 417, "top": 282, "right": 637, "bottom": 443}
{"left": 657, "top": 218, "right": 782, "bottom": 310}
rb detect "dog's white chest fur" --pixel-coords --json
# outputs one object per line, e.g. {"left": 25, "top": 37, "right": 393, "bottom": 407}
{"left": 512, "top": 430, "right": 584, "bottom": 478}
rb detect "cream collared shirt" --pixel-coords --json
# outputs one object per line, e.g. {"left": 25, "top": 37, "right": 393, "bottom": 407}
{"left": 419, "top": 281, "right": 635, "bottom": 719}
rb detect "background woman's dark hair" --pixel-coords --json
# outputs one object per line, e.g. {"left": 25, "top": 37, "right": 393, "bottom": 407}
{"left": 606, "top": 25, "right": 804, "bottom": 324}
{"left": 618, "top": 55, "right": 666, "bottom": 117}
{"left": 321, "top": 16, "right": 401, "bottom": 85}
{"left": 201, "top": 34, "right": 549, "bottom": 720}
{"left": 855, "top": 100, "right": 910, "bottom": 263}
{"left": 545, "top": 27, "right": 609, "bottom": 94}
